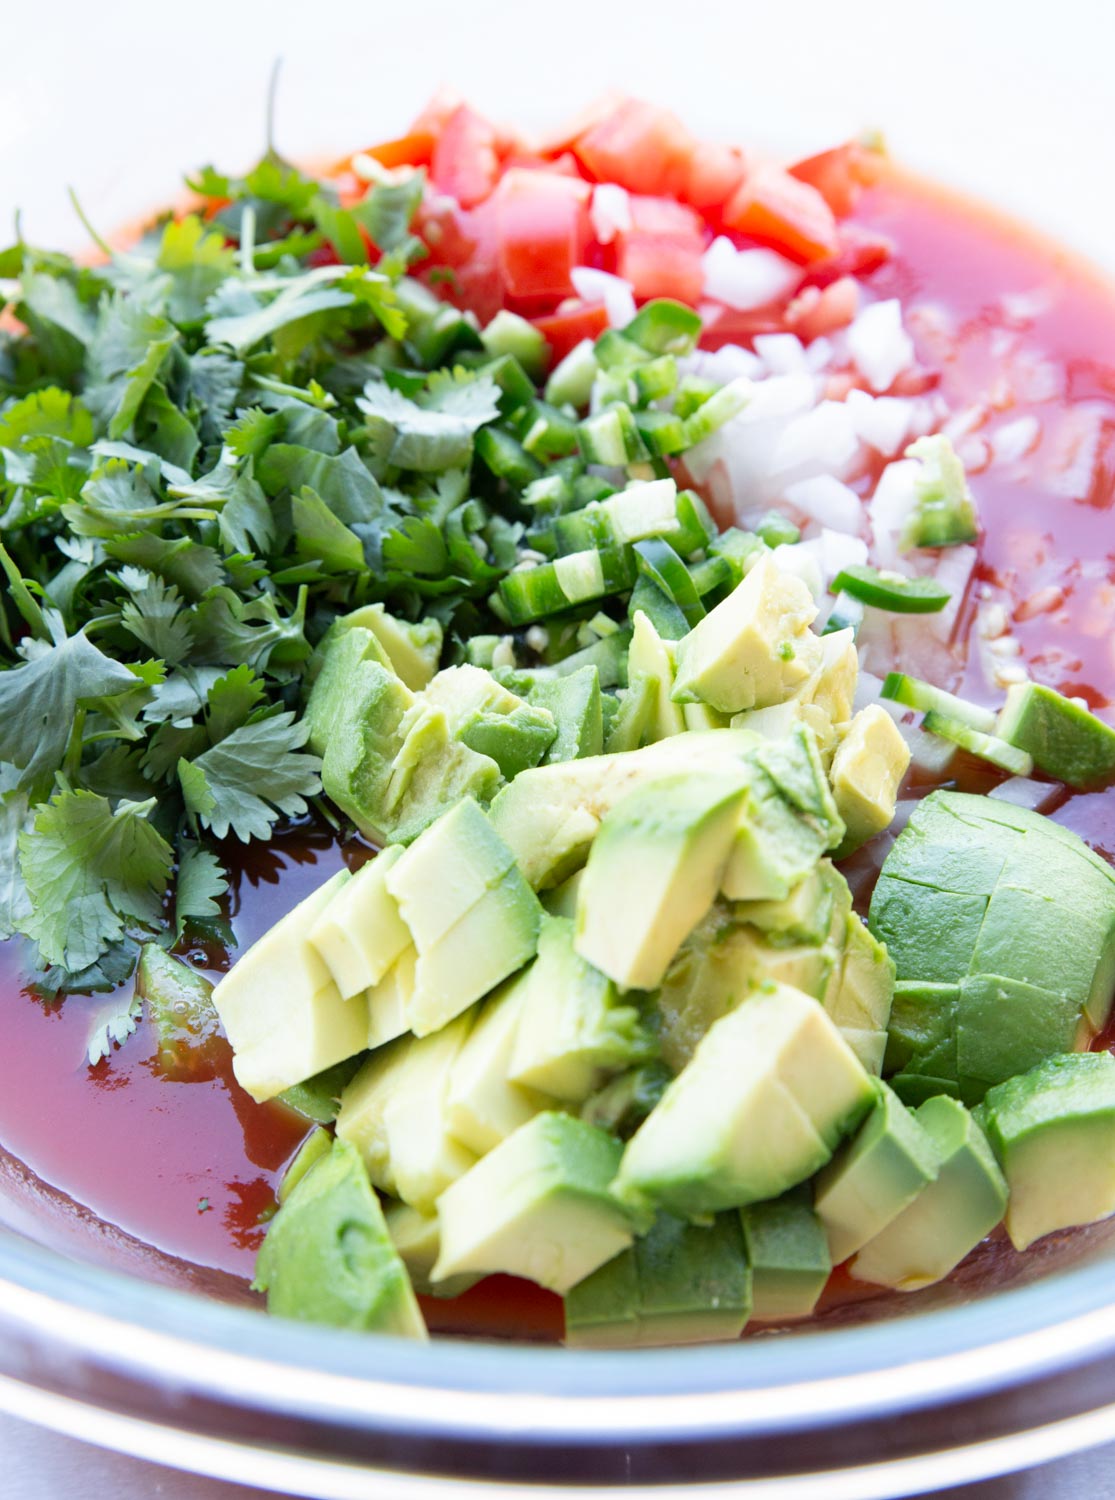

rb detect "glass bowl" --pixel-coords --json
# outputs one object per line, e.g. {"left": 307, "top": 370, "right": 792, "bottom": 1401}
{"left": 3, "top": 3, "right": 1115, "bottom": 1492}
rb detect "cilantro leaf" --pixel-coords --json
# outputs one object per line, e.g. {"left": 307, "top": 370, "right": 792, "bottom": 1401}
{"left": 18, "top": 790, "right": 174, "bottom": 970}
{"left": 0, "top": 625, "right": 140, "bottom": 790}
{"left": 118, "top": 571, "right": 195, "bottom": 664}
{"left": 0, "top": 764, "right": 32, "bottom": 940}
{"left": 357, "top": 374, "right": 498, "bottom": 472}
{"left": 175, "top": 838, "right": 228, "bottom": 938}
{"left": 178, "top": 711, "right": 322, "bottom": 841}
{"left": 86, "top": 992, "right": 142, "bottom": 1066}
{"left": 204, "top": 663, "right": 266, "bottom": 742}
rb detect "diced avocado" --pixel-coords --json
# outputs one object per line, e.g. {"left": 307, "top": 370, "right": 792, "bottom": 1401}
{"left": 488, "top": 729, "right": 759, "bottom": 889}
{"left": 824, "top": 913, "right": 895, "bottom": 1075}
{"left": 526, "top": 666, "right": 603, "bottom": 763}
{"left": 902, "top": 433, "right": 978, "bottom": 548}
{"left": 613, "top": 986, "right": 874, "bottom": 1220}
{"left": 331, "top": 602, "right": 442, "bottom": 690}
{"left": 277, "top": 1055, "right": 365, "bottom": 1124}
{"left": 564, "top": 1211, "right": 750, "bottom": 1348}
{"left": 850, "top": 1096, "right": 1006, "bottom": 1289}
{"left": 801, "top": 628, "right": 860, "bottom": 729}
{"left": 830, "top": 705, "right": 911, "bottom": 855}
{"left": 307, "top": 846, "right": 410, "bottom": 998}
{"left": 254, "top": 1139, "right": 427, "bottom": 1337}
{"left": 135, "top": 944, "right": 221, "bottom": 1082}
{"left": 740, "top": 1186, "right": 832, "bottom": 1321}
{"left": 722, "top": 727, "right": 844, "bottom": 900}
{"left": 604, "top": 674, "right": 658, "bottom": 753}
{"left": 367, "top": 944, "right": 416, "bottom": 1049}
{"left": 446, "top": 971, "right": 549, "bottom": 1155}
{"left": 423, "top": 665, "right": 557, "bottom": 778}
{"left": 742, "top": 860, "right": 845, "bottom": 948}
{"left": 212, "top": 871, "right": 369, "bottom": 1103}
{"left": 813, "top": 1083, "right": 941, "bottom": 1264}
{"left": 385, "top": 800, "right": 543, "bottom": 1035}
{"left": 336, "top": 1017, "right": 478, "bottom": 1212}
{"left": 628, "top": 611, "right": 686, "bottom": 741}
{"left": 311, "top": 636, "right": 501, "bottom": 846}
{"left": 978, "top": 1053, "right": 1115, "bottom": 1250}
{"left": 580, "top": 1062, "right": 673, "bottom": 1138}
{"left": 276, "top": 1126, "right": 332, "bottom": 1203}
{"left": 996, "top": 682, "right": 1115, "bottom": 788}
{"left": 383, "top": 1202, "right": 479, "bottom": 1298}
{"left": 575, "top": 771, "right": 749, "bottom": 990}
{"left": 432, "top": 1112, "right": 634, "bottom": 1294}
{"left": 541, "top": 868, "right": 584, "bottom": 920}
{"left": 508, "top": 915, "right": 655, "bottom": 1101}
{"left": 870, "top": 790, "right": 1115, "bottom": 1098}
{"left": 672, "top": 552, "right": 823, "bottom": 714}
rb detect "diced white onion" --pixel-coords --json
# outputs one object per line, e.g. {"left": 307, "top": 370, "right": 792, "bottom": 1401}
{"left": 570, "top": 267, "right": 637, "bottom": 328}
{"left": 783, "top": 475, "right": 863, "bottom": 535}
{"left": 988, "top": 776, "right": 1062, "bottom": 813}
{"left": 847, "top": 299, "right": 915, "bottom": 393}
{"left": 682, "top": 344, "right": 764, "bottom": 384}
{"left": 770, "top": 401, "right": 860, "bottom": 485}
{"left": 844, "top": 388, "right": 914, "bottom": 455}
{"left": 701, "top": 237, "right": 800, "bottom": 311}
{"left": 991, "top": 414, "right": 1041, "bottom": 465}
{"left": 770, "top": 539, "right": 825, "bottom": 600}
{"left": 753, "top": 333, "right": 809, "bottom": 376}
{"left": 589, "top": 184, "right": 631, "bottom": 245}
{"left": 868, "top": 458, "right": 921, "bottom": 571}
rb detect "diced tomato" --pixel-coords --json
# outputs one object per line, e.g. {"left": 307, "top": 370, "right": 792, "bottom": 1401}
{"left": 723, "top": 166, "right": 839, "bottom": 264}
{"left": 789, "top": 142, "right": 883, "bottom": 218}
{"left": 804, "top": 225, "right": 894, "bottom": 288}
{"left": 532, "top": 301, "right": 609, "bottom": 361}
{"left": 358, "top": 131, "right": 437, "bottom": 172}
{"left": 415, "top": 192, "right": 503, "bottom": 323}
{"left": 785, "top": 275, "right": 859, "bottom": 341}
{"left": 614, "top": 195, "right": 706, "bottom": 305}
{"left": 573, "top": 98, "right": 697, "bottom": 197}
{"left": 431, "top": 105, "right": 500, "bottom": 209}
{"left": 409, "top": 87, "right": 467, "bottom": 138}
{"left": 536, "top": 93, "right": 626, "bottom": 157}
{"left": 495, "top": 169, "right": 591, "bottom": 301}
{"left": 679, "top": 142, "right": 748, "bottom": 213}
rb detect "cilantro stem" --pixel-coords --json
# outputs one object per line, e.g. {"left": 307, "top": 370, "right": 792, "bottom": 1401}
{"left": 62, "top": 710, "right": 86, "bottom": 784}
{"left": 0, "top": 541, "right": 49, "bottom": 640}
{"left": 239, "top": 205, "right": 257, "bottom": 278}
{"left": 66, "top": 188, "right": 114, "bottom": 260}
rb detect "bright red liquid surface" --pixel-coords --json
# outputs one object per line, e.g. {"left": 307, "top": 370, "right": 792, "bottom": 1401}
{"left": 2, "top": 169, "right": 1115, "bottom": 1337}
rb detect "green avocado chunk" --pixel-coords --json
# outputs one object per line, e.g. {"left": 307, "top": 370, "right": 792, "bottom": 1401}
{"left": 331, "top": 602, "right": 443, "bottom": 690}
{"left": 575, "top": 770, "right": 749, "bottom": 990}
{"left": 996, "top": 681, "right": 1115, "bottom": 788}
{"left": 306, "top": 845, "right": 410, "bottom": 998}
{"left": 432, "top": 1112, "right": 634, "bottom": 1294}
{"left": 564, "top": 1211, "right": 751, "bottom": 1348}
{"left": 850, "top": 1096, "right": 1006, "bottom": 1288}
{"left": 135, "top": 944, "right": 221, "bottom": 1082}
{"left": 977, "top": 1052, "right": 1115, "bottom": 1251}
{"left": 254, "top": 1138, "right": 427, "bottom": 1338}
{"left": 869, "top": 791, "right": 1115, "bottom": 1102}
{"left": 613, "top": 986, "right": 874, "bottom": 1221}
{"left": 525, "top": 666, "right": 604, "bottom": 763}
{"left": 813, "top": 1082, "right": 941, "bottom": 1264}
{"left": 423, "top": 665, "right": 557, "bottom": 778}
{"left": 739, "top": 1186, "right": 832, "bottom": 1321}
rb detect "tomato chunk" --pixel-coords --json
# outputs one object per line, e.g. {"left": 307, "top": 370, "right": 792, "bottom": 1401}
{"left": 679, "top": 142, "right": 748, "bottom": 213}
{"left": 532, "top": 301, "right": 609, "bottom": 361}
{"left": 723, "top": 166, "right": 839, "bottom": 263}
{"left": 614, "top": 195, "right": 706, "bottom": 305}
{"left": 431, "top": 105, "right": 500, "bottom": 209}
{"left": 789, "top": 142, "right": 883, "bottom": 218}
{"left": 358, "top": 132, "right": 437, "bottom": 172}
{"left": 573, "top": 98, "right": 697, "bottom": 197}
{"left": 496, "top": 169, "right": 591, "bottom": 300}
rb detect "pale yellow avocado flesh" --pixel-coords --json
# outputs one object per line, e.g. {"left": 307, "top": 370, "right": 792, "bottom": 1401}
{"left": 212, "top": 871, "right": 369, "bottom": 1103}
{"left": 445, "top": 972, "right": 549, "bottom": 1155}
{"left": 383, "top": 1202, "right": 480, "bottom": 1298}
{"left": 830, "top": 705, "right": 911, "bottom": 854}
{"left": 385, "top": 799, "right": 514, "bottom": 948}
{"left": 628, "top": 610, "right": 686, "bottom": 741}
{"left": 574, "top": 771, "right": 749, "bottom": 990}
{"left": 306, "top": 845, "right": 410, "bottom": 997}
{"left": 367, "top": 945, "right": 417, "bottom": 1049}
{"left": 336, "top": 1017, "right": 478, "bottom": 1212}
{"left": 335, "top": 602, "right": 441, "bottom": 690}
{"left": 672, "top": 552, "right": 822, "bottom": 714}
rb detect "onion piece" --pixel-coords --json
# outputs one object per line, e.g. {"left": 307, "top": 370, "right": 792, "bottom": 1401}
{"left": 570, "top": 267, "right": 637, "bottom": 328}
{"left": 847, "top": 299, "right": 915, "bottom": 393}
{"left": 589, "top": 183, "right": 631, "bottom": 245}
{"left": 784, "top": 474, "right": 863, "bottom": 535}
{"left": 701, "top": 236, "right": 800, "bottom": 311}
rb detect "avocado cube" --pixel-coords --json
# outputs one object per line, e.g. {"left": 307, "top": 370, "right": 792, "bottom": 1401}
{"left": 304, "top": 622, "right": 391, "bottom": 753}
{"left": 307, "top": 845, "right": 411, "bottom": 997}
{"left": 488, "top": 729, "right": 758, "bottom": 890}
{"left": 432, "top": 1113, "right": 634, "bottom": 1294}
{"left": 575, "top": 771, "right": 749, "bottom": 990}
{"left": 276, "top": 1126, "right": 332, "bottom": 1202}
{"left": 277, "top": 1056, "right": 365, "bottom": 1126}
{"left": 508, "top": 916, "right": 655, "bottom": 1102}
{"left": 830, "top": 705, "right": 911, "bottom": 856}
{"left": 383, "top": 1202, "right": 480, "bottom": 1299}
{"left": 563, "top": 1245, "right": 641, "bottom": 1348}
{"left": 336, "top": 602, "right": 442, "bottom": 690}
{"left": 850, "top": 1096, "right": 1007, "bottom": 1289}
{"left": 814, "top": 1083, "right": 942, "bottom": 1264}
{"left": 367, "top": 944, "right": 416, "bottom": 1049}
{"left": 672, "top": 552, "right": 823, "bottom": 714}
{"left": 385, "top": 799, "right": 515, "bottom": 948}
{"left": 526, "top": 666, "right": 604, "bottom": 764}
{"left": 979, "top": 1052, "right": 1115, "bottom": 1250}
{"left": 614, "top": 987, "right": 874, "bottom": 1220}
{"left": 722, "top": 739, "right": 840, "bottom": 903}
{"left": 996, "top": 681, "right": 1115, "bottom": 788}
{"left": 540, "top": 869, "right": 584, "bottom": 921}
{"left": 212, "top": 871, "right": 369, "bottom": 1103}
{"left": 336, "top": 1017, "right": 478, "bottom": 1212}
{"left": 254, "top": 1139, "right": 426, "bottom": 1338}
{"left": 869, "top": 876, "right": 989, "bottom": 985}
{"left": 742, "top": 860, "right": 846, "bottom": 948}
{"left": 628, "top": 610, "right": 686, "bottom": 741}
{"left": 446, "top": 971, "right": 548, "bottom": 1154}
{"left": 740, "top": 1186, "right": 832, "bottom": 1321}
{"left": 631, "top": 1211, "right": 751, "bottom": 1346}
{"left": 956, "top": 975, "right": 1085, "bottom": 1094}
{"left": 876, "top": 795, "right": 1010, "bottom": 896}
{"left": 423, "top": 664, "right": 557, "bottom": 778}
